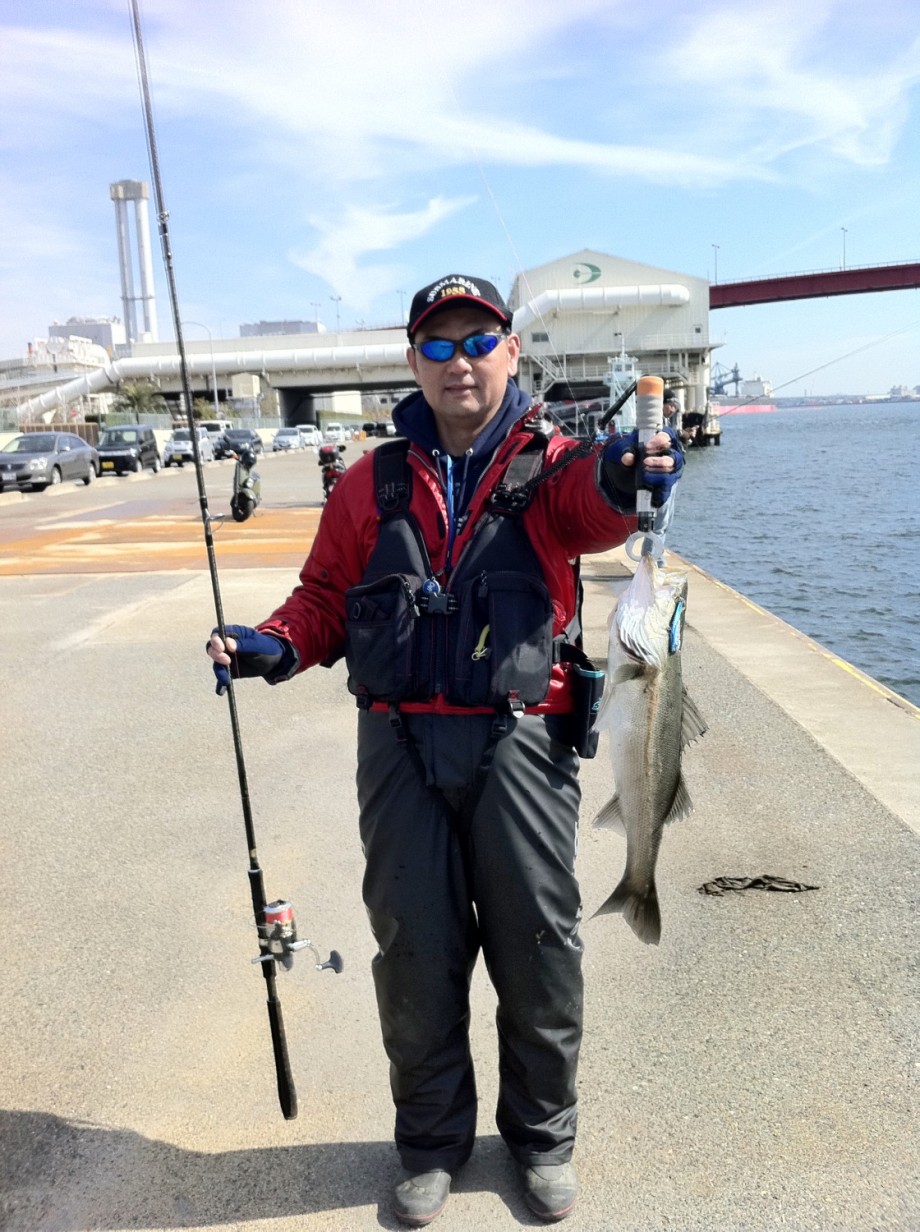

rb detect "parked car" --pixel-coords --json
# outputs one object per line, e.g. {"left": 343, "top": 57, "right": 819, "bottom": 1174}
{"left": 298, "top": 425, "right": 322, "bottom": 447}
{"left": 323, "top": 422, "right": 345, "bottom": 443}
{"left": 163, "top": 426, "right": 215, "bottom": 466}
{"left": 222, "top": 428, "right": 264, "bottom": 456}
{"left": 272, "top": 426, "right": 305, "bottom": 451}
{"left": 96, "top": 424, "right": 161, "bottom": 475}
{"left": 0, "top": 431, "right": 98, "bottom": 492}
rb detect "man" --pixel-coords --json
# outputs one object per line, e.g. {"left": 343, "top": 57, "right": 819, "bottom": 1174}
{"left": 653, "top": 387, "right": 685, "bottom": 557}
{"left": 208, "top": 275, "right": 682, "bottom": 1225}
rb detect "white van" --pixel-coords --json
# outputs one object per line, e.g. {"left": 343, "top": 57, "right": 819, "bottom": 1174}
{"left": 324, "top": 422, "right": 345, "bottom": 443}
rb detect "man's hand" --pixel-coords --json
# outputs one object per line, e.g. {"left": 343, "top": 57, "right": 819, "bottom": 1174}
{"left": 602, "top": 427, "right": 684, "bottom": 508}
{"left": 207, "top": 625, "right": 287, "bottom": 695}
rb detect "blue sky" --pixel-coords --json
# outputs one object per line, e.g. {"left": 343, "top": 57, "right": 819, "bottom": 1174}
{"left": 2, "top": 0, "right": 919, "bottom": 396}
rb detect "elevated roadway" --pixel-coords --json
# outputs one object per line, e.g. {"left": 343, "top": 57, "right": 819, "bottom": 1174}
{"left": 0, "top": 448, "right": 917, "bottom": 1230}
{"left": 710, "top": 260, "right": 920, "bottom": 308}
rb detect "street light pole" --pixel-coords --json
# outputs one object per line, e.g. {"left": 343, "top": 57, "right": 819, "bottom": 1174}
{"left": 182, "top": 319, "right": 219, "bottom": 416}
{"left": 712, "top": 244, "right": 720, "bottom": 284}
{"left": 841, "top": 227, "right": 848, "bottom": 270}
{"left": 330, "top": 295, "right": 342, "bottom": 332}
{"left": 398, "top": 290, "right": 406, "bottom": 324}
{"left": 310, "top": 301, "right": 321, "bottom": 330}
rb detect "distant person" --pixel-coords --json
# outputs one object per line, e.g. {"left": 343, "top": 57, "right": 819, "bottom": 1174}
{"left": 207, "top": 274, "right": 682, "bottom": 1225}
{"left": 663, "top": 387, "right": 681, "bottom": 430}
{"left": 654, "top": 389, "right": 685, "bottom": 558}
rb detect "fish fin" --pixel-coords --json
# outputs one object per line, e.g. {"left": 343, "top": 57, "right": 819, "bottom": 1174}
{"left": 593, "top": 663, "right": 644, "bottom": 728}
{"left": 592, "top": 877, "right": 661, "bottom": 945}
{"left": 680, "top": 689, "right": 708, "bottom": 748}
{"left": 593, "top": 793, "right": 627, "bottom": 835}
{"left": 664, "top": 773, "right": 694, "bottom": 825}
{"left": 611, "top": 662, "right": 645, "bottom": 687}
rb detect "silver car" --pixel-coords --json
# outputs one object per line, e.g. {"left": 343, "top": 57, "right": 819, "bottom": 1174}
{"left": 0, "top": 432, "right": 99, "bottom": 492}
{"left": 163, "top": 426, "right": 215, "bottom": 466}
{"left": 272, "top": 426, "right": 304, "bottom": 451}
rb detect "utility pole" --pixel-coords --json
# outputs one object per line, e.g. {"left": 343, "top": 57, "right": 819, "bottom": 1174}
{"left": 182, "top": 319, "right": 219, "bottom": 416}
{"left": 712, "top": 244, "right": 720, "bottom": 284}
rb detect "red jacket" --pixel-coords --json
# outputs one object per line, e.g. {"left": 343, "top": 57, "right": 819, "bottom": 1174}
{"left": 258, "top": 419, "right": 635, "bottom": 714}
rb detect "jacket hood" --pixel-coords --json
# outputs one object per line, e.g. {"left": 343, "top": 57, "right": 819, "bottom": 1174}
{"left": 392, "top": 380, "right": 533, "bottom": 460}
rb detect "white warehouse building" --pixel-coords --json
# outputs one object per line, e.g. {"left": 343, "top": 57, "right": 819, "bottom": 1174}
{"left": 510, "top": 249, "right": 713, "bottom": 412}
{"left": 12, "top": 249, "right": 716, "bottom": 428}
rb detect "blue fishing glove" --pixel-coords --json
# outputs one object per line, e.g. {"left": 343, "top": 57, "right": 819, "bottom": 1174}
{"left": 208, "top": 624, "right": 291, "bottom": 696}
{"left": 601, "top": 427, "right": 684, "bottom": 509}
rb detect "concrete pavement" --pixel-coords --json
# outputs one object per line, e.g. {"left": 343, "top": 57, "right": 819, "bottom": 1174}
{"left": 0, "top": 507, "right": 916, "bottom": 1229}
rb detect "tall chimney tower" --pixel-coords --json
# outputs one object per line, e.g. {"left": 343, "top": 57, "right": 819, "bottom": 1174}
{"left": 109, "top": 180, "right": 159, "bottom": 343}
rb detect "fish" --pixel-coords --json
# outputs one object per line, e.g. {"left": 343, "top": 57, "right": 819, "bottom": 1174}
{"left": 592, "top": 554, "right": 707, "bottom": 944}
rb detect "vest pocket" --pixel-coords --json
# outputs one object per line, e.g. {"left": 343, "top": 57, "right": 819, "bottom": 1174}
{"left": 344, "top": 573, "right": 424, "bottom": 702}
{"left": 447, "top": 571, "right": 554, "bottom": 707}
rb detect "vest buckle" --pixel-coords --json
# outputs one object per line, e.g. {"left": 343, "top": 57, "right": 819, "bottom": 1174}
{"left": 490, "top": 484, "right": 529, "bottom": 513}
{"left": 417, "top": 591, "right": 458, "bottom": 615}
{"left": 379, "top": 481, "right": 410, "bottom": 512}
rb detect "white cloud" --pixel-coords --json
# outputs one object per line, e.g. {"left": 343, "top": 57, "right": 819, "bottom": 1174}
{"left": 664, "top": 3, "right": 920, "bottom": 168}
{"left": 4, "top": 0, "right": 914, "bottom": 242}
{"left": 0, "top": 3, "right": 786, "bottom": 192}
{"left": 288, "top": 196, "right": 477, "bottom": 308}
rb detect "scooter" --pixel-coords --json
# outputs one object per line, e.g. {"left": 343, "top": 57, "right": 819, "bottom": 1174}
{"left": 318, "top": 443, "right": 347, "bottom": 502}
{"left": 230, "top": 447, "right": 262, "bottom": 522}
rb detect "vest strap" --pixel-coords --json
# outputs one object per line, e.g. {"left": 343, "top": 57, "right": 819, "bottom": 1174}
{"left": 373, "top": 438, "right": 412, "bottom": 513}
{"left": 489, "top": 435, "right": 548, "bottom": 512}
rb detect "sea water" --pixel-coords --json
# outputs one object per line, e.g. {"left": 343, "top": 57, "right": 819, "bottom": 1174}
{"left": 667, "top": 401, "right": 920, "bottom": 708}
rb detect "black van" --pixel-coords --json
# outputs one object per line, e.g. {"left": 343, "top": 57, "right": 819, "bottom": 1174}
{"left": 97, "top": 425, "right": 161, "bottom": 475}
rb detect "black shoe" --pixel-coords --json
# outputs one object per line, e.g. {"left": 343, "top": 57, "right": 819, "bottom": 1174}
{"left": 521, "top": 1162, "right": 578, "bottom": 1222}
{"left": 392, "top": 1169, "right": 451, "bottom": 1226}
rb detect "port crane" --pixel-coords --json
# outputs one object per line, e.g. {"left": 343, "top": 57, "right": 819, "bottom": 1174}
{"left": 709, "top": 362, "right": 743, "bottom": 396}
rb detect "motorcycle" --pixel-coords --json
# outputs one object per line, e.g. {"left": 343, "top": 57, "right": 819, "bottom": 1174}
{"left": 318, "top": 443, "right": 347, "bottom": 502}
{"left": 230, "top": 447, "right": 262, "bottom": 522}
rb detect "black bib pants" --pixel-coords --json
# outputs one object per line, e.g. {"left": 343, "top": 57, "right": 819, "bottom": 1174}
{"left": 356, "top": 708, "right": 583, "bottom": 1174}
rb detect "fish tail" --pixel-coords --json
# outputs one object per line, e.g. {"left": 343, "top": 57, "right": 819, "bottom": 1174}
{"left": 593, "top": 878, "right": 662, "bottom": 945}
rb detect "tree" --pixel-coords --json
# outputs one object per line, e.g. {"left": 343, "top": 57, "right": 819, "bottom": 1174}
{"left": 112, "top": 381, "right": 168, "bottom": 423}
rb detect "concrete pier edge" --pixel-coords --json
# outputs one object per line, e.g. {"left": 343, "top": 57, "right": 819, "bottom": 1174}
{"left": 580, "top": 547, "right": 920, "bottom": 837}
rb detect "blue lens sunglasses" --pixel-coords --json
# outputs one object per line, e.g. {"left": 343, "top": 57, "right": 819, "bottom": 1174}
{"left": 414, "top": 330, "right": 508, "bottom": 363}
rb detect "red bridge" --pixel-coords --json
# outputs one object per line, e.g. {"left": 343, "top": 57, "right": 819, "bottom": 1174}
{"left": 709, "top": 260, "right": 920, "bottom": 309}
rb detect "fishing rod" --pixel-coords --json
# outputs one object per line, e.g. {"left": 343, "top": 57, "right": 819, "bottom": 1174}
{"left": 598, "top": 379, "right": 638, "bottom": 432}
{"left": 128, "top": 0, "right": 341, "bottom": 1121}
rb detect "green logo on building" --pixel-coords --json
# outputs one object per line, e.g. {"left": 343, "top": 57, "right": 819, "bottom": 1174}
{"left": 572, "top": 262, "right": 601, "bottom": 284}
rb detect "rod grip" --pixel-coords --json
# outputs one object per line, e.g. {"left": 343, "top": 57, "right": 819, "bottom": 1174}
{"left": 635, "top": 375, "right": 664, "bottom": 439}
{"left": 634, "top": 375, "right": 664, "bottom": 523}
{"left": 266, "top": 976, "right": 298, "bottom": 1119}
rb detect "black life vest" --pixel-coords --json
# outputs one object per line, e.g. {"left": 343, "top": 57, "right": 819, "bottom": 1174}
{"left": 343, "top": 434, "right": 557, "bottom": 713}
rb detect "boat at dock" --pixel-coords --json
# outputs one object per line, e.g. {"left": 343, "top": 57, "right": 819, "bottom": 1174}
{"left": 710, "top": 367, "right": 774, "bottom": 416}
{"left": 713, "top": 400, "right": 776, "bottom": 415}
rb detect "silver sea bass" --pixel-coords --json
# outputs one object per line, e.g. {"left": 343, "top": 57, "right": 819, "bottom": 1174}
{"left": 592, "top": 554, "right": 707, "bottom": 944}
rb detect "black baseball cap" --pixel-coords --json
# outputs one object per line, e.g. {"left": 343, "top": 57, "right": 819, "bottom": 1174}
{"left": 407, "top": 274, "right": 512, "bottom": 338}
